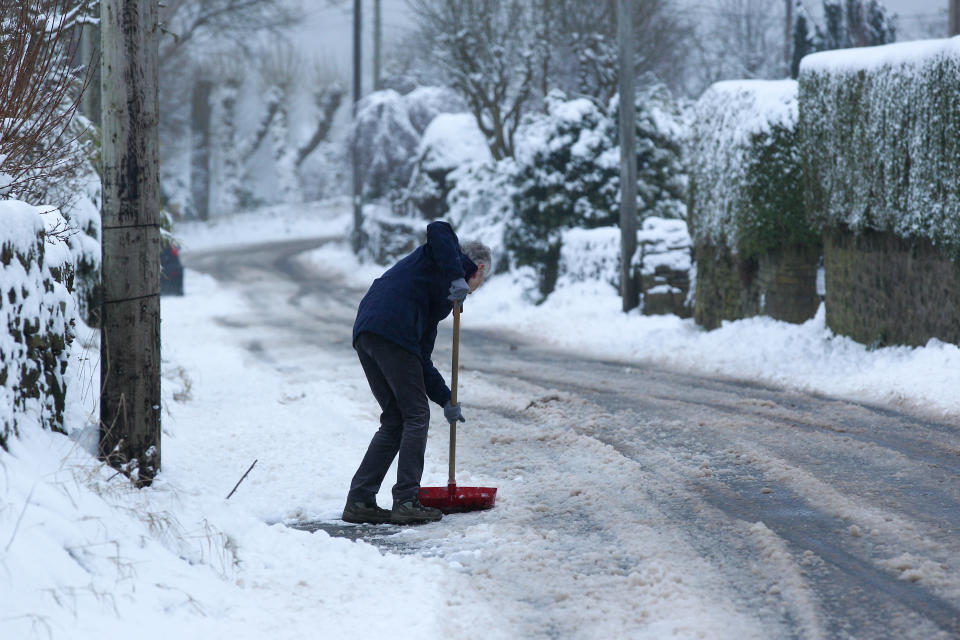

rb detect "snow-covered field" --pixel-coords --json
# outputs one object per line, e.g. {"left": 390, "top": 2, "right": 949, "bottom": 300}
{"left": 2, "top": 201, "right": 959, "bottom": 639}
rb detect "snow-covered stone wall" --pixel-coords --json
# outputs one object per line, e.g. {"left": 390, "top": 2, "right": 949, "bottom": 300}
{"left": 801, "top": 37, "right": 960, "bottom": 346}
{"left": 0, "top": 201, "right": 77, "bottom": 448}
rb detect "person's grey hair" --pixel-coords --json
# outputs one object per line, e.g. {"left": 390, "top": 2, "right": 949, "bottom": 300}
{"left": 461, "top": 240, "right": 492, "bottom": 274}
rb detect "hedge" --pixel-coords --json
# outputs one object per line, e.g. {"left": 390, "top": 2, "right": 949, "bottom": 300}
{"left": 799, "top": 37, "right": 960, "bottom": 253}
{"left": 689, "top": 79, "right": 818, "bottom": 258}
{"left": 0, "top": 201, "right": 76, "bottom": 449}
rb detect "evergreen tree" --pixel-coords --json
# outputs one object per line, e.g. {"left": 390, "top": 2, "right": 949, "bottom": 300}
{"left": 791, "top": 1, "right": 816, "bottom": 78}
{"left": 864, "top": 0, "right": 896, "bottom": 45}
{"left": 844, "top": 0, "right": 865, "bottom": 47}
{"left": 821, "top": 0, "right": 845, "bottom": 50}
{"left": 808, "top": 0, "right": 896, "bottom": 60}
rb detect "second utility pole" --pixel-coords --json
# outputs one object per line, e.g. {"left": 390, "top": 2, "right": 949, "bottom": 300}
{"left": 617, "top": 0, "right": 639, "bottom": 312}
{"left": 352, "top": 0, "right": 363, "bottom": 253}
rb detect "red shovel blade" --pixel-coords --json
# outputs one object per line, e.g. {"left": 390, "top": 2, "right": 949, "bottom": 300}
{"left": 418, "top": 483, "right": 497, "bottom": 514}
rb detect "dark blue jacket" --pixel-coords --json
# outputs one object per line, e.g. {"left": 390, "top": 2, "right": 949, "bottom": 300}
{"left": 353, "top": 221, "right": 477, "bottom": 407}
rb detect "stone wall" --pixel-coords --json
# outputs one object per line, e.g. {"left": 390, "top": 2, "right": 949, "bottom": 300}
{"left": 824, "top": 228, "right": 960, "bottom": 347}
{"left": 757, "top": 246, "right": 820, "bottom": 324}
{"left": 0, "top": 210, "right": 76, "bottom": 449}
{"left": 693, "top": 242, "right": 760, "bottom": 330}
{"left": 694, "top": 241, "right": 820, "bottom": 330}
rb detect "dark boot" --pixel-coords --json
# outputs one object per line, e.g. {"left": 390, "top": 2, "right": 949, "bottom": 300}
{"left": 391, "top": 498, "right": 442, "bottom": 524}
{"left": 342, "top": 500, "right": 391, "bottom": 524}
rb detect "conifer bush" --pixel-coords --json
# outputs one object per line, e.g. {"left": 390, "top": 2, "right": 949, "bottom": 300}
{"left": 506, "top": 87, "right": 686, "bottom": 299}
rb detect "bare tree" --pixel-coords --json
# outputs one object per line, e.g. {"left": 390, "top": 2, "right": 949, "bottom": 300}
{"left": 688, "top": 0, "right": 786, "bottom": 93}
{"left": 158, "top": 0, "right": 295, "bottom": 66}
{"left": 539, "top": 0, "right": 691, "bottom": 105}
{"left": 0, "top": 0, "right": 94, "bottom": 205}
{"left": 404, "top": 0, "right": 691, "bottom": 159}
{"left": 406, "top": 0, "right": 537, "bottom": 160}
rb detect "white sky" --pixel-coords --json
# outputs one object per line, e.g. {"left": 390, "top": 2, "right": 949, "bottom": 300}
{"left": 290, "top": 0, "right": 954, "bottom": 92}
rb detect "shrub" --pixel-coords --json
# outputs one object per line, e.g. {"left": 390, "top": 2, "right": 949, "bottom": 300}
{"left": 506, "top": 87, "right": 686, "bottom": 299}
{"left": 689, "top": 79, "right": 817, "bottom": 259}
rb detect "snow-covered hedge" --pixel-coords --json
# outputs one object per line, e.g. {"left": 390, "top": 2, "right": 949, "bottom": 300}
{"left": 0, "top": 201, "right": 77, "bottom": 448}
{"left": 63, "top": 180, "right": 101, "bottom": 324}
{"left": 689, "top": 80, "right": 816, "bottom": 258}
{"left": 351, "top": 87, "right": 466, "bottom": 201}
{"left": 557, "top": 227, "right": 621, "bottom": 290}
{"left": 799, "top": 38, "right": 960, "bottom": 252}
{"left": 402, "top": 112, "right": 493, "bottom": 219}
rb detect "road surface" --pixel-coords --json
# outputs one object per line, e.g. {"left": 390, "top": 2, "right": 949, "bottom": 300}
{"left": 186, "top": 237, "right": 960, "bottom": 639}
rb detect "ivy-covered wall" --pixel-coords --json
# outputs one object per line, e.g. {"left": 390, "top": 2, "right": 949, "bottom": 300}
{"left": 800, "top": 38, "right": 960, "bottom": 345}
{"left": 0, "top": 202, "right": 76, "bottom": 449}
{"left": 689, "top": 80, "right": 820, "bottom": 329}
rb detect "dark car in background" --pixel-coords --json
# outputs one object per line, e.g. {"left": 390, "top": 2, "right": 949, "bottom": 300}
{"left": 160, "top": 238, "right": 184, "bottom": 296}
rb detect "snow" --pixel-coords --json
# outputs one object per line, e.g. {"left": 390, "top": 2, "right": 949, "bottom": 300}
{"left": 417, "top": 113, "right": 492, "bottom": 172}
{"left": 638, "top": 217, "right": 692, "bottom": 274}
{"left": 471, "top": 282, "right": 960, "bottom": 417}
{"left": 4, "top": 202, "right": 960, "bottom": 639}
{"left": 696, "top": 80, "right": 797, "bottom": 146}
{"left": 171, "top": 198, "right": 353, "bottom": 252}
{"left": 801, "top": 36, "right": 960, "bottom": 73}
{"left": 0, "top": 199, "right": 46, "bottom": 253}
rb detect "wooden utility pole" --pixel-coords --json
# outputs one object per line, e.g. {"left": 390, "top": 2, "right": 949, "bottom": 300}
{"left": 951, "top": 0, "right": 960, "bottom": 36}
{"left": 374, "top": 0, "right": 382, "bottom": 91}
{"left": 190, "top": 78, "right": 213, "bottom": 221}
{"left": 617, "top": 0, "right": 639, "bottom": 312}
{"left": 99, "top": 0, "right": 162, "bottom": 486}
{"left": 80, "top": 21, "right": 101, "bottom": 125}
{"left": 352, "top": 0, "right": 363, "bottom": 253}
{"left": 785, "top": 0, "right": 793, "bottom": 71}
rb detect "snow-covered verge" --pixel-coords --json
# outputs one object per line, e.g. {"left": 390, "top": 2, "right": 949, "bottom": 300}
{"left": 0, "top": 200, "right": 77, "bottom": 446}
{"left": 0, "top": 262, "right": 479, "bottom": 640}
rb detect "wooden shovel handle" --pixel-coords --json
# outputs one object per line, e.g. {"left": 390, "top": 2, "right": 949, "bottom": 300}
{"left": 449, "top": 302, "right": 460, "bottom": 486}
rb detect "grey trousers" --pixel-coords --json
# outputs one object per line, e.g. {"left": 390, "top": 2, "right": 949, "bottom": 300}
{"left": 348, "top": 332, "right": 431, "bottom": 504}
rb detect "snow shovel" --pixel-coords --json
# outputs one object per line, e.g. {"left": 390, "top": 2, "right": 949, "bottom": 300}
{"left": 418, "top": 303, "right": 497, "bottom": 513}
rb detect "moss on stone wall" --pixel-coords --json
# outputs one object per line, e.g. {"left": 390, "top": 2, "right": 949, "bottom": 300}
{"left": 824, "top": 228, "right": 960, "bottom": 347}
{"left": 693, "top": 241, "right": 760, "bottom": 330}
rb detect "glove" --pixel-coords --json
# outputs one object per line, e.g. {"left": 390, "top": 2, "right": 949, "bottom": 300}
{"left": 444, "top": 400, "right": 465, "bottom": 423}
{"left": 448, "top": 278, "right": 470, "bottom": 302}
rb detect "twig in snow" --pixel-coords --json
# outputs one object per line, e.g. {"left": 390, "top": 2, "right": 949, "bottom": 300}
{"left": 5, "top": 486, "right": 36, "bottom": 553}
{"left": 225, "top": 459, "right": 257, "bottom": 500}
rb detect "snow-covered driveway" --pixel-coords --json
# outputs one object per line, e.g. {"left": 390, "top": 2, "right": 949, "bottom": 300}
{"left": 182, "top": 235, "right": 960, "bottom": 639}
